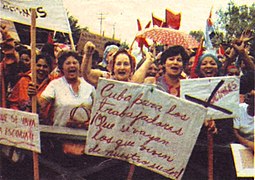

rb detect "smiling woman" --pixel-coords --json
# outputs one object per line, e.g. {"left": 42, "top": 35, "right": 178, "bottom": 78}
{"left": 195, "top": 53, "right": 222, "bottom": 78}
{"left": 8, "top": 53, "right": 52, "bottom": 114}
{"left": 155, "top": 45, "right": 189, "bottom": 97}
{"left": 82, "top": 41, "right": 141, "bottom": 86}
{"left": 37, "top": 50, "right": 96, "bottom": 127}
{"left": 111, "top": 49, "right": 136, "bottom": 82}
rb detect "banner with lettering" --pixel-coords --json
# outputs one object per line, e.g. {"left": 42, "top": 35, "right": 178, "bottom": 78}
{"left": 180, "top": 76, "right": 240, "bottom": 120}
{"left": 0, "top": 0, "right": 71, "bottom": 33}
{"left": 0, "top": 108, "right": 41, "bottom": 153}
{"left": 85, "top": 78, "right": 207, "bottom": 179}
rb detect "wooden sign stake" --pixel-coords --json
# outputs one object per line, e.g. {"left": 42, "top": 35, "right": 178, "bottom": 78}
{"left": 30, "top": 8, "right": 40, "bottom": 180}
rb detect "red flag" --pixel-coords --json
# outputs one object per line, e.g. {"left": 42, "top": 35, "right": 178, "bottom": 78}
{"left": 190, "top": 38, "right": 204, "bottom": 78}
{"left": 218, "top": 44, "right": 225, "bottom": 56}
{"left": 152, "top": 13, "right": 165, "bottom": 27}
{"left": 165, "top": 9, "right": 181, "bottom": 30}
{"left": 137, "top": 19, "right": 142, "bottom": 31}
{"left": 136, "top": 19, "right": 150, "bottom": 48}
{"left": 204, "top": 7, "right": 215, "bottom": 49}
{"left": 47, "top": 32, "right": 54, "bottom": 44}
{"left": 207, "top": 7, "right": 213, "bottom": 27}
{"left": 145, "top": 21, "right": 151, "bottom": 28}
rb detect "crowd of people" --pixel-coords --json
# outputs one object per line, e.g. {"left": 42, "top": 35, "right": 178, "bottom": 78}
{"left": 0, "top": 23, "right": 254, "bottom": 179}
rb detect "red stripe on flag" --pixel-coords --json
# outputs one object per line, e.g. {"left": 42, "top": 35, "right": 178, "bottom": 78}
{"left": 137, "top": 19, "right": 142, "bottom": 31}
{"left": 165, "top": 9, "right": 181, "bottom": 30}
{"left": 190, "top": 38, "right": 204, "bottom": 78}
{"left": 152, "top": 13, "right": 165, "bottom": 27}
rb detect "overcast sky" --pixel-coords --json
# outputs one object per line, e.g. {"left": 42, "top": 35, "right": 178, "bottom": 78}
{"left": 63, "top": 0, "right": 254, "bottom": 45}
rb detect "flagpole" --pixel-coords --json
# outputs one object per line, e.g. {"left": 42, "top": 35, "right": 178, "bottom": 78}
{"left": 190, "top": 37, "right": 204, "bottom": 78}
{"left": 127, "top": 164, "right": 136, "bottom": 180}
{"left": 68, "top": 32, "right": 75, "bottom": 50}
{"left": 129, "top": 37, "right": 137, "bottom": 53}
{"left": 30, "top": 8, "right": 40, "bottom": 180}
{"left": 208, "top": 131, "right": 214, "bottom": 180}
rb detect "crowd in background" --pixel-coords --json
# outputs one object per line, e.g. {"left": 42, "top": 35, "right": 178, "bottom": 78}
{"left": 0, "top": 24, "right": 254, "bottom": 179}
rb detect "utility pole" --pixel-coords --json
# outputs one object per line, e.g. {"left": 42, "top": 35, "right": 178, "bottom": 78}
{"left": 98, "top": 12, "right": 106, "bottom": 36}
{"left": 112, "top": 23, "right": 116, "bottom": 39}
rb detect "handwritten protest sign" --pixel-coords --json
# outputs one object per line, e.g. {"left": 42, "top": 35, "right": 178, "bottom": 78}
{"left": 0, "top": 0, "right": 70, "bottom": 33}
{"left": 231, "top": 143, "right": 254, "bottom": 177}
{"left": 0, "top": 108, "right": 40, "bottom": 153}
{"left": 85, "top": 78, "right": 207, "bottom": 179}
{"left": 180, "top": 76, "right": 240, "bottom": 120}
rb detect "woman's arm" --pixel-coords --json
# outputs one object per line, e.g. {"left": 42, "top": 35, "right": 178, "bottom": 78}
{"left": 222, "top": 47, "right": 237, "bottom": 74}
{"left": 233, "top": 129, "right": 254, "bottom": 151}
{"left": 81, "top": 41, "right": 103, "bottom": 87}
{"left": 131, "top": 52, "right": 155, "bottom": 83}
{"left": 233, "top": 42, "right": 255, "bottom": 71}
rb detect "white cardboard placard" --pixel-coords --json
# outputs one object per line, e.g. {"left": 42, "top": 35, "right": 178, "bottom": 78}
{"left": 180, "top": 76, "right": 240, "bottom": 120}
{"left": 85, "top": 78, "right": 207, "bottom": 179}
{"left": 0, "top": 108, "right": 41, "bottom": 153}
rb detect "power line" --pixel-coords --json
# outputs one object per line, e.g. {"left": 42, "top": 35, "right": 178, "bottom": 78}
{"left": 112, "top": 23, "right": 116, "bottom": 39}
{"left": 98, "top": 12, "right": 106, "bottom": 36}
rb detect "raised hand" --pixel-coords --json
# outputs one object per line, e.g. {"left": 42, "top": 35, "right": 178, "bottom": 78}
{"left": 204, "top": 119, "right": 218, "bottom": 134}
{"left": 240, "top": 29, "right": 253, "bottom": 43}
{"left": 0, "top": 25, "right": 15, "bottom": 53}
{"left": 145, "top": 51, "right": 155, "bottom": 63}
{"left": 83, "top": 41, "right": 95, "bottom": 56}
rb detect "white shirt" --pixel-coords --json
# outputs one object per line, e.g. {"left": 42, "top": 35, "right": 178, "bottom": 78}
{"left": 41, "top": 76, "right": 95, "bottom": 126}
{"left": 234, "top": 103, "right": 254, "bottom": 141}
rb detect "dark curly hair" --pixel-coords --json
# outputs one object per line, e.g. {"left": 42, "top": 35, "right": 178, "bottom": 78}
{"left": 57, "top": 50, "right": 82, "bottom": 72}
{"left": 160, "top": 45, "right": 189, "bottom": 66}
{"left": 36, "top": 53, "right": 53, "bottom": 71}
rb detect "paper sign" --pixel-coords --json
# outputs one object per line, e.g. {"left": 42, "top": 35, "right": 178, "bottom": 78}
{"left": 0, "top": 108, "right": 41, "bottom": 153}
{"left": 0, "top": 0, "right": 70, "bottom": 33}
{"left": 231, "top": 143, "right": 254, "bottom": 177}
{"left": 85, "top": 78, "right": 207, "bottom": 179}
{"left": 180, "top": 76, "right": 240, "bottom": 120}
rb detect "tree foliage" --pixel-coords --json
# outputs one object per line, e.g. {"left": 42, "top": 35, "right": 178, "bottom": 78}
{"left": 189, "top": 30, "right": 204, "bottom": 42}
{"left": 120, "top": 41, "right": 129, "bottom": 49}
{"left": 54, "top": 12, "right": 88, "bottom": 44}
{"left": 215, "top": 1, "right": 255, "bottom": 49}
{"left": 189, "top": 2, "right": 255, "bottom": 52}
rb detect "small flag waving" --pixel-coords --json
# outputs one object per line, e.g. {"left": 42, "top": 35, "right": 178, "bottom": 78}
{"left": 204, "top": 7, "right": 215, "bottom": 50}
{"left": 47, "top": 32, "right": 54, "bottom": 44}
{"left": 165, "top": 9, "right": 181, "bottom": 30}
{"left": 218, "top": 44, "right": 225, "bottom": 56}
{"left": 152, "top": 13, "right": 165, "bottom": 27}
{"left": 137, "top": 19, "right": 142, "bottom": 31}
{"left": 190, "top": 38, "right": 204, "bottom": 78}
{"left": 136, "top": 19, "right": 151, "bottom": 48}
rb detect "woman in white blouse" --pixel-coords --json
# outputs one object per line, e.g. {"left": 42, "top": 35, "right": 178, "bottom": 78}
{"left": 38, "top": 50, "right": 96, "bottom": 127}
